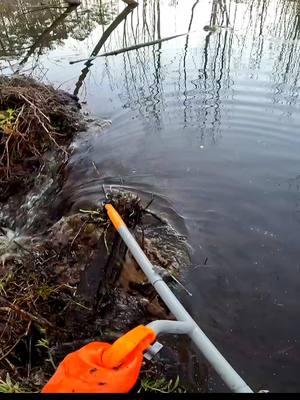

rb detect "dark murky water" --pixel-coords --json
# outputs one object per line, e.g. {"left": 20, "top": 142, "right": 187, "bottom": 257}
{"left": 1, "top": 0, "right": 300, "bottom": 392}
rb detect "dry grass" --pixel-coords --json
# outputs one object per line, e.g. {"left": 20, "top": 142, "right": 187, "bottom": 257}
{"left": 0, "top": 193, "right": 148, "bottom": 391}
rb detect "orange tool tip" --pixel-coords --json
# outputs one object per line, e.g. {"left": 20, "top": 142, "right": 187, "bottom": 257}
{"left": 105, "top": 204, "right": 125, "bottom": 230}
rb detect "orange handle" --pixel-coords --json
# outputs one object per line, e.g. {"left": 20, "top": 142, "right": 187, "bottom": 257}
{"left": 105, "top": 204, "right": 125, "bottom": 230}
{"left": 101, "top": 325, "right": 156, "bottom": 369}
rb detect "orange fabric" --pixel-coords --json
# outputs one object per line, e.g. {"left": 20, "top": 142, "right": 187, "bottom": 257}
{"left": 105, "top": 204, "right": 125, "bottom": 230}
{"left": 42, "top": 325, "right": 156, "bottom": 393}
{"left": 101, "top": 325, "right": 156, "bottom": 369}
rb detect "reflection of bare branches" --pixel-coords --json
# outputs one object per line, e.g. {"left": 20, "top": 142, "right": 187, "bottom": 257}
{"left": 226, "top": 1, "right": 237, "bottom": 89}
{"left": 182, "top": 0, "right": 200, "bottom": 126}
{"left": 68, "top": 0, "right": 300, "bottom": 135}
{"left": 156, "top": 0, "right": 161, "bottom": 40}
{"left": 219, "top": 0, "right": 230, "bottom": 26}
{"left": 142, "top": 0, "right": 152, "bottom": 40}
{"left": 81, "top": 2, "right": 138, "bottom": 61}
{"left": 0, "top": 1, "right": 75, "bottom": 62}
{"left": 16, "top": 6, "right": 77, "bottom": 73}
{"left": 73, "top": 0, "right": 138, "bottom": 96}
{"left": 22, "top": 6, "right": 68, "bottom": 15}
{"left": 113, "top": 0, "right": 165, "bottom": 129}
{"left": 149, "top": 0, "right": 162, "bottom": 129}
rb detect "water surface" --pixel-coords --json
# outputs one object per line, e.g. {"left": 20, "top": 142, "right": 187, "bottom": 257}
{"left": 1, "top": 0, "right": 300, "bottom": 392}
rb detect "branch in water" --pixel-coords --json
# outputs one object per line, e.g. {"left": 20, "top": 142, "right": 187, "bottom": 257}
{"left": 122, "top": 0, "right": 139, "bottom": 5}
{"left": 70, "top": 32, "right": 190, "bottom": 64}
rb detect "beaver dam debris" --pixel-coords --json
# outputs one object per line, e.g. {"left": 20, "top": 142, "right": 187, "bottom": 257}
{"left": 0, "top": 77, "right": 199, "bottom": 392}
{"left": 0, "top": 191, "right": 192, "bottom": 392}
{"left": 0, "top": 76, "right": 83, "bottom": 202}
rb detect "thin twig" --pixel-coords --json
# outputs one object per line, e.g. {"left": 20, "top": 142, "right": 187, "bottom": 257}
{"left": 91, "top": 160, "right": 101, "bottom": 177}
{"left": 47, "top": 349, "right": 57, "bottom": 371}
{"left": 0, "top": 295, "right": 55, "bottom": 329}
{"left": 0, "top": 336, "right": 23, "bottom": 362}
{"left": 144, "top": 209, "right": 166, "bottom": 224}
{"left": 70, "top": 221, "right": 88, "bottom": 248}
{"left": 169, "top": 273, "right": 193, "bottom": 297}
{"left": 143, "top": 193, "right": 154, "bottom": 210}
{"left": 103, "top": 225, "right": 110, "bottom": 254}
{"left": 79, "top": 209, "right": 104, "bottom": 219}
{"left": 18, "top": 93, "right": 50, "bottom": 123}
{"left": 0, "top": 322, "right": 30, "bottom": 363}
{"left": 13, "top": 240, "right": 32, "bottom": 255}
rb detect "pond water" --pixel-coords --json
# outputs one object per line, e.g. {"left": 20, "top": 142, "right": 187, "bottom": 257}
{"left": 1, "top": 0, "right": 300, "bottom": 392}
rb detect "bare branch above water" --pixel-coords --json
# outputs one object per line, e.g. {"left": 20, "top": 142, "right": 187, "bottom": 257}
{"left": 70, "top": 32, "right": 190, "bottom": 64}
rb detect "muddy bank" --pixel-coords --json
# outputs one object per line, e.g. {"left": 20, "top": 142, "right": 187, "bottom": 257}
{"left": 0, "top": 76, "right": 83, "bottom": 234}
{"left": 0, "top": 77, "right": 200, "bottom": 392}
{"left": 0, "top": 76, "right": 83, "bottom": 201}
{"left": 0, "top": 191, "right": 195, "bottom": 392}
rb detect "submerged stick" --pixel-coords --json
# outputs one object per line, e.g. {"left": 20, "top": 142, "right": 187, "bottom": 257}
{"left": 69, "top": 32, "right": 190, "bottom": 65}
{"left": 169, "top": 273, "right": 193, "bottom": 297}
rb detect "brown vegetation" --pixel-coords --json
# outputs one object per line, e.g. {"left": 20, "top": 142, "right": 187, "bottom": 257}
{"left": 0, "top": 76, "right": 83, "bottom": 201}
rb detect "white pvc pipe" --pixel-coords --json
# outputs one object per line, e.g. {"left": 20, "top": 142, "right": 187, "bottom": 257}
{"left": 147, "top": 320, "right": 193, "bottom": 335}
{"left": 117, "top": 224, "right": 253, "bottom": 393}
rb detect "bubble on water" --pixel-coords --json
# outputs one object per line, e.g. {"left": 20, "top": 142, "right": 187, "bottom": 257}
{"left": 250, "top": 226, "right": 276, "bottom": 238}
